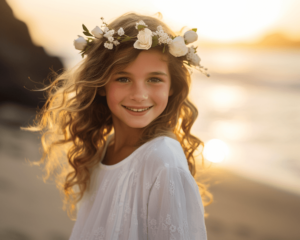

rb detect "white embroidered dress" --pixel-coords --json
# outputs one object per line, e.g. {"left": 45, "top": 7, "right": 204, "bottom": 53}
{"left": 69, "top": 135, "right": 207, "bottom": 240}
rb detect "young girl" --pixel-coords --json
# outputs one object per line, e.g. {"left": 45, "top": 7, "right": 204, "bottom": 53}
{"left": 30, "top": 12, "right": 212, "bottom": 240}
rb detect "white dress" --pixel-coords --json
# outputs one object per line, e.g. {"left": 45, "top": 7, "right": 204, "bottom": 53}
{"left": 69, "top": 135, "right": 207, "bottom": 240}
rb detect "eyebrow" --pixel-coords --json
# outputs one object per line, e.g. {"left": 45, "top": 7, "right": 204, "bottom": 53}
{"left": 114, "top": 71, "right": 169, "bottom": 76}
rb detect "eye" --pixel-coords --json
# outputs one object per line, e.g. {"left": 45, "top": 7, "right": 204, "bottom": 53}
{"left": 148, "top": 77, "right": 162, "bottom": 83}
{"left": 116, "top": 77, "right": 130, "bottom": 83}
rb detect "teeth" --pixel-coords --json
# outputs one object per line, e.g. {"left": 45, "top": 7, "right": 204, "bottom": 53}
{"left": 124, "top": 106, "right": 152, "bottom": 112}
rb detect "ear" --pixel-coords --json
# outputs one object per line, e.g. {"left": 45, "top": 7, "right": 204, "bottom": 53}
{"left": 168, "top": 88, "right": 174, "bottom": 97}
{"left": 97, "top": 88, "right": 106, "bottom": 96}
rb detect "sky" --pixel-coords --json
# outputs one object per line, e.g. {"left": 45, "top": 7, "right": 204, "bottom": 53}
{"left": 6, "top": 0, "right": 300, "bottom": 67}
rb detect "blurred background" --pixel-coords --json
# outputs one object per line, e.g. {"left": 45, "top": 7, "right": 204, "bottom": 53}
{"left": 0, "top": 0, "right": 299, "bottom": 239}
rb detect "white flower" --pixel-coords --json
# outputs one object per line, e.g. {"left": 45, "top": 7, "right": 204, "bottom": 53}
{"left": 186, "top": 47, "right": 200, "bottom": 66}
{"left": 168, "top": 36, "right": 188, "bottom": 57}
{"left": 166, "top": 38, "right": 173, "bottom": 44}
{"left": 188, "top": 45, "right": 196, "bottom": 52}
{"left": 113, "top": 40, "right": 120, "bottom": 46}
{"left": 104, "top": 29, "right": 114, "bottom": 38}
{"left": 157, "top": 25, "right": 163, "bottom": 31}
{"left": 135, "top": 20, "right": 148, "bottom": 29}
{"left": 184, "top": 30, "right": 198, "bottom": 44}
{"left": 186, "top": 47, "right": 195, "bottom": 59}
{"left": 190, "top": 53, "right": 201, "bottom": 66}
{"left": 158, "top": 33, "right": 171, "bottom": 44}
{"left": 91, "top": 26, "right": 103, "bottom": 38}
{"left": 118, "top": 27, "right": 125, "bottom": 36}
{"left": 158, "top": 30, "right": 164, "bottom": 36}
{"left": 133, "top": 28, "right": 152, "bottom": 50}
{"left": 108, "top": 36, "right": 114, "bottom": 42}
{"left": 73, "top": 36, "right": 87, "bottom": 50}
{"left": 104, "top": 42, "right": 113, "bottom": 50}
{"left": 103, "top": 26, "right": 109, "bottom": 33}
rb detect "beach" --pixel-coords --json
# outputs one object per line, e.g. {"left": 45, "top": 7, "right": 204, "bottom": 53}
{"left": 198, "top": 167, "right": 300, "bottom": 240}
{"left": 0, "top": 103, "right": 299, "bottom": 240}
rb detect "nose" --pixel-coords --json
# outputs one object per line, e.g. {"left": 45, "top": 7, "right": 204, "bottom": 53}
{"left": 129, "top": 82, "right": 148, "bottom": 102}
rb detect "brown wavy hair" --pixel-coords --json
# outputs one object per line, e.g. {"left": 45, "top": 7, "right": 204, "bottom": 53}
{"left": 25, "top": 12, "right": 213, "bottom": 219}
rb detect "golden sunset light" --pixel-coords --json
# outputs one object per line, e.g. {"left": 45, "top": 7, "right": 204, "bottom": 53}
{"left": 152, "top": 0, "right": 283, "bottom": 42}
{"left": 6, "top": 0, "right": 300, "bottom": 59}
{"left": 203, "top": 139, "right": 229, "bottom": 163}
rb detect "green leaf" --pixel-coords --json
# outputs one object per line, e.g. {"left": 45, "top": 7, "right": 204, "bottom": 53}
{"left": 120, "top": 36, "right": 132, "bottom": 42}
{"left": 137, "top": 25, "right": 146, "bottom": 31}
{"left": 81, "top": 52, "right": 85, "bottom": 58}
{"left": 151, "top": 35, "right": 158, "bottom": 47}
{"left": 82, "top": 24, "right": 89, "bottom": 32}
{"left": 83, "top": 31, "right": 93, "bottom": 37}
{"left": 85, "top": 45, "right": 91, "bottom": 52}
{"left": 191, "top": 28, "right": 197, "bottom": 32}
{"left": 162, "top": 44, "right": 166, "bottom": 53}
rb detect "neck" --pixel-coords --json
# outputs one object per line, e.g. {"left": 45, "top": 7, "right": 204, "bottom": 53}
{"left": 111, "top": 119, "right": 144, "bottom": 153}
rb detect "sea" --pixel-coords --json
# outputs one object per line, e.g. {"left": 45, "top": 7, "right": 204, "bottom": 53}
{"left": 62, "top": 48, "right": 300, "bottom": 196}
{"left": 188, "top": 48, "right": 300, "bottom": 196}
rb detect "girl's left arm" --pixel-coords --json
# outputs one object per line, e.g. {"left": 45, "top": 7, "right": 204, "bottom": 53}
{"left": 146, "top": 166, "right": 207, "bottom": 240}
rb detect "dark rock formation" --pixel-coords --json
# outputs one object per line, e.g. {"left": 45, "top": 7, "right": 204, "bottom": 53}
{"left": 0, "top": 0, "right": 64, "bottom": 109}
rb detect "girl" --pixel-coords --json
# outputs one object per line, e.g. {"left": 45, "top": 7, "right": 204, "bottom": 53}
{"left": 29, "top": 12, "right": 212, "bottom": 240}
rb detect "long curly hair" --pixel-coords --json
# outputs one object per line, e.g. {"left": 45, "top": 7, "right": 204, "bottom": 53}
{"left": 25, "top": 12, "right": 213, "bottom": 219}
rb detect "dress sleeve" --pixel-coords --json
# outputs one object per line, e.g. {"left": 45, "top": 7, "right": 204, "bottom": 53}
{"left": 146, "top": 165, "right": 207, "bottom": 240}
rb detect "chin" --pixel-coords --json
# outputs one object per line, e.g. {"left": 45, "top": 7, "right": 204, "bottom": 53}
{"left": 127, "top": 117, "right": 154, "bottom": 128}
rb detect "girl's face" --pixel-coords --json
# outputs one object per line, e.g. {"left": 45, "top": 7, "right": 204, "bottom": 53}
{"left": 104, "top": 49, "right": 172, "bottom": 129}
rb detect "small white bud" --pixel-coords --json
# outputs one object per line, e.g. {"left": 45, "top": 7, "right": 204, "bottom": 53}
{"left": 74, "top": 36, "right": 87, "bottom": 50}
{"left": 91, "top": 26, "right": 103, "bottom": 38}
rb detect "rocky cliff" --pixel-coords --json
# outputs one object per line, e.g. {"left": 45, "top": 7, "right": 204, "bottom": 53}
{"left": 0, "top": 0, "right": 64, "bottom": 108}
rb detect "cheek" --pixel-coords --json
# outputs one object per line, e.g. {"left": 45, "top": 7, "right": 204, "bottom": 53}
{"left": 106, "top": 84, "right": 124, "bottom": 109}
{"left": 153, "top": 88, "right": 170, "bottom": 107}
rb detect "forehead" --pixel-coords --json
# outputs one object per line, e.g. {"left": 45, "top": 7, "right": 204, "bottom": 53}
{"left": 119, "top": 49, "right": 169, "bottom": 74}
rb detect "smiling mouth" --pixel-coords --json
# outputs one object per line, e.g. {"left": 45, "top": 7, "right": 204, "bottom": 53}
{"left": 122, "top": 105, "right": 153, "bottom": 112}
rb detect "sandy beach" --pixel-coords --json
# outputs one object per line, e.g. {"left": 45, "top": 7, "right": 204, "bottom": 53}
{"left": 198, "top": 167, "right": 300, "bottom": 240}
{"left": 0, "top": 104, "right": 299, "bottom": 240}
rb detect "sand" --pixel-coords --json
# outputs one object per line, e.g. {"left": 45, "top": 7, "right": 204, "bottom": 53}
{"left": 198, "top": 167, "right": 300, "bottom": 240}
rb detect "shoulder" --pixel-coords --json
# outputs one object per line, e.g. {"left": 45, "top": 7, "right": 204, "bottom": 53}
{"left": 141, "top": 136, "right": 190, "bottom": 174}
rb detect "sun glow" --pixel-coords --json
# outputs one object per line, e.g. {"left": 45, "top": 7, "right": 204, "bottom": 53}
{"left": 6, "top": 0, "right": 297, "bottom": 68}
{"left": 152, "top": 0, "right": 283, "bottom": 42}
{"left": 203, "top": 139, "right": 229, "bottom": 163}
{"left": 206, "top": 86, "right": 246, "bottom": 112}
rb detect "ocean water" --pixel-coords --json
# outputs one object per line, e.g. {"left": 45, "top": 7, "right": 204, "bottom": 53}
{"left": 189, "top": 48, "right": 300, "bottom": 196}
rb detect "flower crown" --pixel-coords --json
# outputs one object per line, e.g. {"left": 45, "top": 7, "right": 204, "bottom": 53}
{"left": 74, "top": 18, "right": 209, "bottom": 77}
